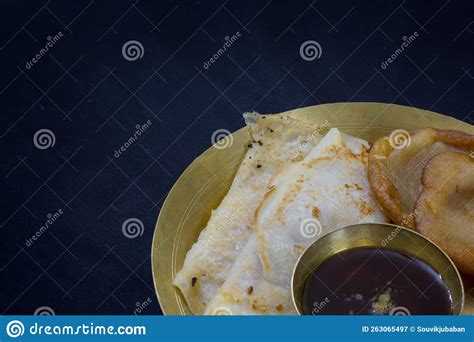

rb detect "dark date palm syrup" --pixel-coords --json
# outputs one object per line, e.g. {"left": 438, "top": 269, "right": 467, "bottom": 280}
{"left": 302, "top": 248, "right": 453, "bottom": 315}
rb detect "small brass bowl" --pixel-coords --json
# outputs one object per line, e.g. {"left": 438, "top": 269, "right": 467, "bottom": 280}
{"left": 292, "top": 223, "right": 465, "bottom": 315}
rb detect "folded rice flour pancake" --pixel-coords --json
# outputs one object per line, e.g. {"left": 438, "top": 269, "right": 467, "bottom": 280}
{"left": 204, "top": 128, "right": 389, "bottom": 314}
{"left": 173, "top": 113, "right": 325, "bottom": 314}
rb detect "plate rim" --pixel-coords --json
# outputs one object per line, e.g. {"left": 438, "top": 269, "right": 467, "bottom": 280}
{"left": 151, "top": 102, "right": 474, "bottom": 315}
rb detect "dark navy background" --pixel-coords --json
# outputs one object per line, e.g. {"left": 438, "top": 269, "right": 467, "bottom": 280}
{"left": 0, "top": 0, "right": 473, "bottom": 315}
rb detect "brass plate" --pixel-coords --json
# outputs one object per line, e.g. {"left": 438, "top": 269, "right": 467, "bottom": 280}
{"left": 151, "top": 102, "right": 474, "bottom": 315}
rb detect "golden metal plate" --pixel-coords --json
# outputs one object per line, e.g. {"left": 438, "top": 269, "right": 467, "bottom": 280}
{"left": 151, "top": 102, "right": 474, "bottom": 315}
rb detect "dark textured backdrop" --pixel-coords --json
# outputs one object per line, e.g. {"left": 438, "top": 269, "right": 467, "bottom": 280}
{"left": 0, "top": 0, "right": 473, "bottom": 315}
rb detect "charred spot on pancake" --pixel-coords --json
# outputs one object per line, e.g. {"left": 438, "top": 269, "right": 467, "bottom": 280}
{"left": 358, "top": 199, "right": 375, "bottom": 216}
{"left": 256, "top": 164, "right": 262, "bottom": 168}
{"left": 191, "top": 277, "right": 197, "bottom": 287}
{"left": 344, "top": 183, "right": 363, "bottom": 190}
{"left": 247, "top": 286, "right": 253, "bottom": 295}
{"left": 251, "top": 299, "right": 268, "bottom": 312}
{"left": 276, "top": 304, "right": 283, "bottom": 311}
{"left": 312, "top": 206, "right": 320, "bottom": 218}
{"left": 248, "top": 143, "right": 253, "bottom": 148}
